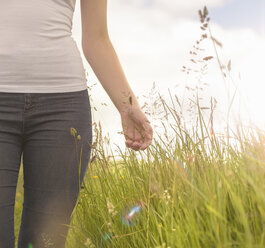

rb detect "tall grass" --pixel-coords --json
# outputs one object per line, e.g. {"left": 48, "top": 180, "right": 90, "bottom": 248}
{"left": 64, "top": 7, "right": 265, "bottom": 248}
{"left": 65, "top": 102, "right": 265, "bottom": 248}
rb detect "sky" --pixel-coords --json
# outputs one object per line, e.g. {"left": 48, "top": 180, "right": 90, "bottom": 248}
{"left": 71, "top": 0, "right": 265, "bottom": 155}
{"left": 209, "top": 0, "right": 264, "bottom": 35}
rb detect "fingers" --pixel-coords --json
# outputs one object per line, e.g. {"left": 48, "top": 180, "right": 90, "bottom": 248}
{"left": 122, "top": 114, "right": 153, "bottom": 151}
{"left": 130, "top": 126, "right": 140, "bottom": 150}
{"left": 125, "top": 123, "right": 153, "bottom": 151}
{"left": 124, "top": 124, "right": 139, "bottom": 150}
{"left": 125, "top": 139, "right": 133, "bottom": 146}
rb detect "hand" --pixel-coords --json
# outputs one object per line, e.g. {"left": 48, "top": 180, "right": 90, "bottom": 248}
{"left": 120, "top": 107, "right": 153, "bottom": 151}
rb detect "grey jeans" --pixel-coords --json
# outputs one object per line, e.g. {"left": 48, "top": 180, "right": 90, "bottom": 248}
{"left": 0, "top": 89, "right": 93, "bottom": 248}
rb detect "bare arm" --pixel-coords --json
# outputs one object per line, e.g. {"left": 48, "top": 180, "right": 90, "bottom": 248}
{"left": 80, "top": 0, "right": 153, "bottom": 151}
{"left": 80, "top": 0, "right": 140, "bottom": 114}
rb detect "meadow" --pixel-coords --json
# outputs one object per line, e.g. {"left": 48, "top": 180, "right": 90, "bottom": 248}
{"left": 14, "top": 7, "right": 265, "bottom": 248}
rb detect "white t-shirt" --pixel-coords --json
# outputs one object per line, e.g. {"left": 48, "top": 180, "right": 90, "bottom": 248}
{"left": 0, "top": 0, "right": 87, "bottom": 93}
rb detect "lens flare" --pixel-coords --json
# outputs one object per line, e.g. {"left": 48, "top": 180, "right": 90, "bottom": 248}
{"left": 120, "top": 204, "right": 142, "bottom": 226}
{"left": 28, "top": 243, "right": 33, "bottom": 248}
{"left": 100, "top": 232, "right": 112, "bottom": 246}
{"left": 102, "top": 232, "right": 112, "bottom": 241}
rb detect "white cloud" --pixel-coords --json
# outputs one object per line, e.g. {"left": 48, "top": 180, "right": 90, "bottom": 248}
{"left": 113, "top": 0, "right": 227, "bottom": 16}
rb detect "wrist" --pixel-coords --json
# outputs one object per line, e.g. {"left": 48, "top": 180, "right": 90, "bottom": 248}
{"left": 118, "top": 95, "right": 141, "bottom": 115}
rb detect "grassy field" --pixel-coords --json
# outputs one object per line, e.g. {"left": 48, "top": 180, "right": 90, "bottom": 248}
{"left": 14, "top": 7, "right": 265, "bottom": 248}
{"left": 14, "top": 162, "right": 24, "bottom": 247}
{"left": 64, "top": 113, "right": 265, "bottom": 248}
{"left": 14, "top": 99, "right": 265, "bottom": 247}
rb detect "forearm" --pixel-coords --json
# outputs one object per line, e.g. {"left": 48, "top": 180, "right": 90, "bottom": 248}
{"left": 82, "top": 37, "right": 140, "bottom": 114}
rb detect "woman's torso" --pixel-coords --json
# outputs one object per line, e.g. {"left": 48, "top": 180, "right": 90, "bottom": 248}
{"left": 0, "top": 0, "right": 87, "bottom": 93}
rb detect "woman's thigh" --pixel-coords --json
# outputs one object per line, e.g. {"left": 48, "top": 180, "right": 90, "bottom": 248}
{"left": 0, "top": 92, "right": 24, "bottom": 248}
{"left": 17, "top": 89, "right": 93, "bottom": 248}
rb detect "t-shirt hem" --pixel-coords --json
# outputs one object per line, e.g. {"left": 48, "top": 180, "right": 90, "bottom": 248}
{"left": 0, "top": 83, "right": 88, "bottom": 93}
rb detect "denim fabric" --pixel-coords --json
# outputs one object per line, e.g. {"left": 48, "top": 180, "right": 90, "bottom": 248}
{"left": 0, "top": 89, "right": 93, "bottom": 248}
